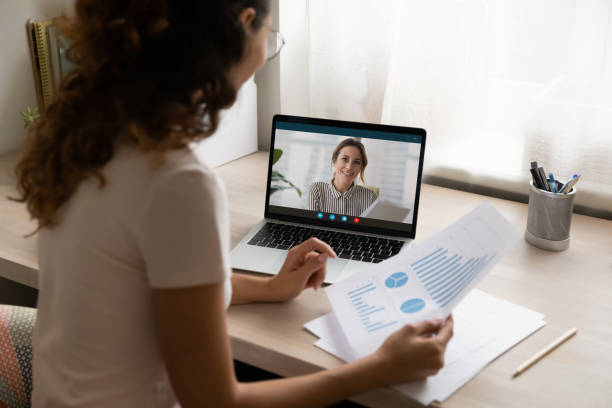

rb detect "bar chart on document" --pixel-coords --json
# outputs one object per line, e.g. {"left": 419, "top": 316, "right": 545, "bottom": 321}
{"left": 346, "top": 281, "right": 399, "bottom": 334}
{"left": 410, "top": 207, "right": 508, "bottom": 313}
{"left": 412, "top": 247, "right": 495, "bottom": 310}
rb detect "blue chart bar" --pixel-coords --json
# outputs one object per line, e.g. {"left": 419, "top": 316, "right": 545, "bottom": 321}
{"left": 366, "top": 321, "right": 398, "bottom": 333}
{"left": 348, "top": 282, "right": 398, "bottom": 333}
{"left": 412, "top": 248, "right": 496, "bottom": 307}
{"left": 348, "top": 282, "right": 376, "bottom": 298}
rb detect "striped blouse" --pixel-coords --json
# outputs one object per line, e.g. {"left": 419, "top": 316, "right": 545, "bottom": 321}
{"left": 307, "top": 181, "right": 377, "bottom": 217}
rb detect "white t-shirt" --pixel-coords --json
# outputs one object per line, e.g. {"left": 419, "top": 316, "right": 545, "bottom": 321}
{"left": 32, "top": 146, "right": 232, "bottom": 407}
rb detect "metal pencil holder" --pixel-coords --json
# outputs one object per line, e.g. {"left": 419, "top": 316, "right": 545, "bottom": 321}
{"left": 525, "top": 180, "right": 576, "bottom": 251}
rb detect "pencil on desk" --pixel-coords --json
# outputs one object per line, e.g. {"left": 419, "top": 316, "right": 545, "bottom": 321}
{"left": 512, "top": 327, "right": 577, "bottom": 378}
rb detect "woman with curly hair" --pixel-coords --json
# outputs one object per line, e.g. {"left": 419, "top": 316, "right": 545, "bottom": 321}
{"left": 15, "top": 1, "right": 453, "bottom": 407}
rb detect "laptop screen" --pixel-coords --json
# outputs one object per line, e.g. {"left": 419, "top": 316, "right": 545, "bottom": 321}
{"left": 265, "top": 115, "right": 426, "bottom": 238}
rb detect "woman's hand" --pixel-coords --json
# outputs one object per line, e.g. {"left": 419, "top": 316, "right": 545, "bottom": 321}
{"left": 373, "top": 316, "right": 454, "bottom": 384}
{"left": 268, "top": 237, "right": 337, "bottom": 302}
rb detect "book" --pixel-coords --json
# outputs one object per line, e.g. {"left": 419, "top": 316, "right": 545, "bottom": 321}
{"left": 26, "top": 17, "right": 54, "bottom": 111}
{"left": 27, "top": 17, "right": 75, "bottom": 112}
{"left": 46, "top": 25, "right": 62, "bottom": 93}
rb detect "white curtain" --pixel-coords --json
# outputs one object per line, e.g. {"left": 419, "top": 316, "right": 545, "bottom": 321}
{"left": 279, "top": 0, "right": 612, "bottom": 216}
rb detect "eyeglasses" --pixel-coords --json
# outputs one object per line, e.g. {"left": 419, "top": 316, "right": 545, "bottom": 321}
{"left": 261, "top": 21, "right": 285, "bottom": 61}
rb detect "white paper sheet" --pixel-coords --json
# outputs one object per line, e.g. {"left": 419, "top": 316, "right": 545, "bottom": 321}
{"left": 324, "top": 202, "right": 521, "bottom": 359}
{"left": 304, "top": 289, "right": 546, "bottom": 405}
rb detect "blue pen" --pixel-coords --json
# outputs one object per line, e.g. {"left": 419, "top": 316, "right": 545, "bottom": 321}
{"left": 548, "top": 173, "right": 558, "bottom": 193}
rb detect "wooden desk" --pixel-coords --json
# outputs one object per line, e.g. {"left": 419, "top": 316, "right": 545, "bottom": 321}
{"left": 1, "top": 150, "right": 611, "bottom": 407}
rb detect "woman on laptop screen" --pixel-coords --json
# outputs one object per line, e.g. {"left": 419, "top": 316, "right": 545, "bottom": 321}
{"left": 307, "top": 138, "right": 378, "bottom": 216}
{"left": 15, "top": 1, "right": 452, "bottom": 407}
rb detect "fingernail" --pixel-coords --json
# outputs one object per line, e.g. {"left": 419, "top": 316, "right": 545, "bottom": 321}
{"left": 318, "top": 254, "right": 328, "bottom": 262}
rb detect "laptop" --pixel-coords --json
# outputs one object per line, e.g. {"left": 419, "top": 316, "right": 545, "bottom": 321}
{"left": 230, "top": 114, "right": 426, "bottom": 283}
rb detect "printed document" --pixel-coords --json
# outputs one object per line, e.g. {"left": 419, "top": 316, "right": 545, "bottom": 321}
{"left": 304, "top": 289, "right": 546, "bottom": 405}
{"left": 325, "top": 201, "right": 521, "bottom": 359}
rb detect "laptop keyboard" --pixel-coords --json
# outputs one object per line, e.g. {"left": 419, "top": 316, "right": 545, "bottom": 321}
{"left": 247, "top": 222, "right": 404, "bottom": 263}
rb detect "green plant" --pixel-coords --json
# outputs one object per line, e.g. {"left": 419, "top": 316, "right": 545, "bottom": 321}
{"left": 270, "top": 148, "right": 302, "bottom": 197}
{"left": 20, "top": 106, "right": 40, "bottom": 128}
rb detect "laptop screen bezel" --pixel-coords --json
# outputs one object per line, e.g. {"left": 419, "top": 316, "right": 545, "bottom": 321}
{"left": 264, "top": 114, "right": 427, "bottom": 239}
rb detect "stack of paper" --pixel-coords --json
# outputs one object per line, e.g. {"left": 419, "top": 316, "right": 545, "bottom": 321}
{"left": 303, "top": 202, "right": 546, "bottom": 404}
{"left": 305, "top": 289, "right": 546, "bottom": 405}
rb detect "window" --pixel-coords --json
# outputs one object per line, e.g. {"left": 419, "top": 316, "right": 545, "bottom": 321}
{"left": 279, "top": 0, "right": 612, "bottom": 217}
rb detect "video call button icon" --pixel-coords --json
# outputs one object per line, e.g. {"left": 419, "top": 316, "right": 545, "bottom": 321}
{"left": 329, "top": 214, "right": 336, "bottom": 220}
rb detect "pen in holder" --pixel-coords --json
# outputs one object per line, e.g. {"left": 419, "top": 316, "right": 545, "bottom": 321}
{"left": 525, "top": 180, "right": 576, "bottom": 251}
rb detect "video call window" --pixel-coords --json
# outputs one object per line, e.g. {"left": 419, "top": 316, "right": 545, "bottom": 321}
{"left": 269, "top": 122, "right": 423, "bottom": 231}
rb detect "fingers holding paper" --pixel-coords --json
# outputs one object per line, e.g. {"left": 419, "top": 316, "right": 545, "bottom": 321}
{"left": 434, "top": 315, "right": 454, "bottom": 345}
{"left": 375, "top": 316, "right": 454, "bottom": 384}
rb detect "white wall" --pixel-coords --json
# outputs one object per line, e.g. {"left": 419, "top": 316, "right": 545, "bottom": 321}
{"left": 193, "top": 78, "right": 258, "bottom": 168}
{"left": 255, "top": 0, "right": 312, "bottom": 150}
{"left": 0, "top": 0, "right": 70, "bottom": 154}
{"left": 279, "top": 0, "right": 310, "bottom": 116}
{"left": 254, "top": 0, "right": 280, "bottom": 151}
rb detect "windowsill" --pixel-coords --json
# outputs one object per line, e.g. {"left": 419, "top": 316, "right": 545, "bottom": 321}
{"left": 424, "top": 166, "right": 612, "bottom": 220}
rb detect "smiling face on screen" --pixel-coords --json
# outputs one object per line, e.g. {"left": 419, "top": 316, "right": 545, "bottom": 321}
{"left": 332, "top": 146, "right": 363, "bottom": 192}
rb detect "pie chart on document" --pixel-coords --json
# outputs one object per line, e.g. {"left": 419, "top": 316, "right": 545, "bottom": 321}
{"left": 385, "top": 272, "right": 408, "bottom": 288}
{"left": 400, "top": 298, "right": 426, "bottom": 314}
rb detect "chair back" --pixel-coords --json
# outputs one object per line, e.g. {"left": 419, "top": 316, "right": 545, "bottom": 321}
{"left": 363, "top": 185, "right": 380, "bottom": 197}
{"left": 0, "top": 305, "right": 36, "bottom": 408}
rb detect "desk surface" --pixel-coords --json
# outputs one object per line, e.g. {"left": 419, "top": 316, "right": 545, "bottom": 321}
{"left": 1, "top": 150, "right": 611, "bottom": 407}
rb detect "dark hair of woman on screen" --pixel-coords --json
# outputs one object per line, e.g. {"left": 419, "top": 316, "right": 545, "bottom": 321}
{"left": 14, "top": 1, "right": 452, "bottom": 407}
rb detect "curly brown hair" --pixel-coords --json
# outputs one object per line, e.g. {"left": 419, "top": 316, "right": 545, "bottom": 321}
{"left": 14, "top": 0, "right": 269, "bottom": 230}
